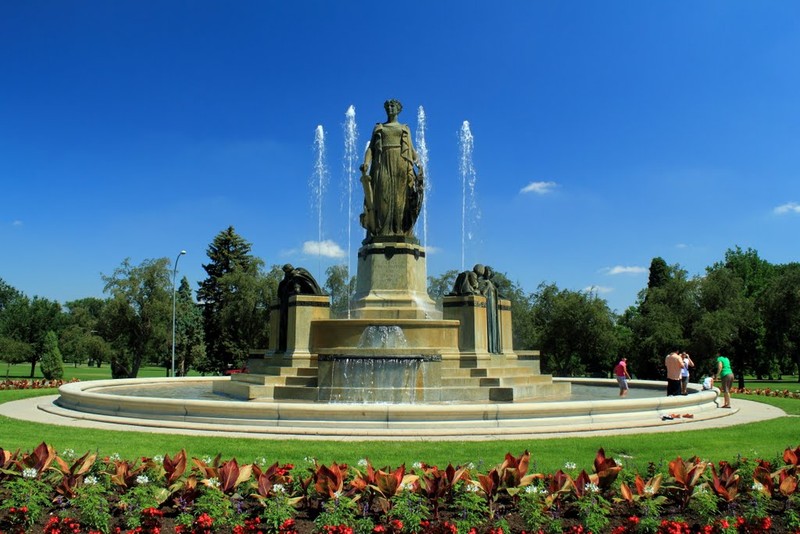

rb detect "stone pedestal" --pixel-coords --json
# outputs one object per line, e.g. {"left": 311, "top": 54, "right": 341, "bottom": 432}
{"left": 267, "top": 294, "right": 330, "bottom": 358}
{"left": 443, "top": 294, "right": 490, "bottom": 357}
{"left": 351, "top": 240, "right": 441, "bottom": 320}
{"left": 499, "top": 298, "right": 514, "bottom": 355}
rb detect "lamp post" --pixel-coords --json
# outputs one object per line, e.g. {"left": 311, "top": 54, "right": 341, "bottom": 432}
{"left": 171, "top": 250, "right": 186, "bottom": 378}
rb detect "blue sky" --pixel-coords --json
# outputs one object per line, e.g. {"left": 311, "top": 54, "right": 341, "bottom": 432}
{"left": 2, "top": 1, "right": 799, "bottom": 314}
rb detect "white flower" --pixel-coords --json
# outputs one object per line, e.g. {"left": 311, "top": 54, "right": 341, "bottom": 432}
{"left": 208, "top": 477, "right": 221, "bottom": 488}
{"left": 304, "top": 456, "right": 315, "bottom": 464}
{"left": 465, "top": 483, "right": 480, "bottom": 493}
{"left": 644, "top": 486, "right": 656, "bottom": 495}
{"left": 22, "top": 467, "right": 38, "bottom": 479}
{"left": 412, "top": 461, "right": 423, "bottom": 469}
{"left": 109, "top": 453, "right": 121, "bottom": 461}
{"left": 136, "top": 474, "right": 150, "bottom": 485}
{"left": 256, "top": 457, "right": 269, "bottom": 466}
{"left": 61, "top": 448, "right": 76, "bottom": 459}
{"left": 358, "top": 458, "right": 368, "bottom": 467}
{"left": 202, "top": 456, "right": 213, "bottom": 464}
{"left": 333, "top": 490, "right": 342, "bottom": 499}
{"left": 152, "top": 455, "right": 164, "bottom": 463}
{"left": 400, "top": 482, "right": 414, "bottom": 491}
{"left": 272, "top": 483, "right": 287, "bottom": 494}
{"left": 564, "top": 461, "right": 577, "bottom": 470}
{"left": 584, "top": 483, "right": 600, "bottom": 493}
{"left": 752, "top": 482, "right": 764, "bottom": 492}
{"left": 84, "top": 475, "right": 99, "bottom": 486}
{"left": 465, "top": 462, "right": 475, "bottom": 470}
{"left": 524, "top": 485, "right": 547, "bottom": 495}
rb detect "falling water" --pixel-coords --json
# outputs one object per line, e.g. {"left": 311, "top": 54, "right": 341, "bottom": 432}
{"left": 342, "top": 106, "right": 358, "bottom": 318}
{"left": 311, "top": 125, "right": 328, "bottom": 274}
{"left": 459, "top": 121, "right": 478, "bottom": 271}
{"left": 415, "top": 106, "right": 430, "bottom": 248}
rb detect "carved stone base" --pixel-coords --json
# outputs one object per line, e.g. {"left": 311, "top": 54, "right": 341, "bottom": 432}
{"left": 351, "top": 241, "right": 441, "bottom": 320}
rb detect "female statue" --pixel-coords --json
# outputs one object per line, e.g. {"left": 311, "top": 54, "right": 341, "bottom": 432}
{"left": 360, "top": 99, "right": 424, "bottom": 240}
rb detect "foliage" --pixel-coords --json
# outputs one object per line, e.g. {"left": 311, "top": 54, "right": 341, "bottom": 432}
{"left": 101, "top": 257, "right": 172, "bottom": 378}
{"left": 450, "top": 481, "right": 489, "bottom": 532}
{"left": 387, "top": 489, "right": 431, "bottom": 533}
{"left": 0, "top": 293, "right": 62, "bottom": 377}
{"left": 427, "top": 269, "right": 459, "bottom": 305}
{"left": 623, "top": 261, "right": 698, "bottom": 380}
{"left": 39, "top": 330, "right": 64, "bottom": 379}
{"left": 325, "top": 264, "right": 356, "bottom": 319}
{"left": 196, "top": 227, "right": 275, "bottom": 374}
{"left": 71, "top": 481, "right": 113, "bottom": 533}
{"left": 0, "top": 442, "right": 798, "bottom": 531}
{"left": 526, "top": 283, "right": 619, "bottom": 376}
{"left": 175, "top": 277, "right": 206, "bottom": 376}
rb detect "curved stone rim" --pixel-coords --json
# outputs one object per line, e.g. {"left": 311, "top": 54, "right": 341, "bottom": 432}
{"left": 41, "top": 376, "right": 731, "bottom": 439}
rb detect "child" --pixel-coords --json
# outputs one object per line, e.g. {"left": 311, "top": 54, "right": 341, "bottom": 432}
{"left": 702, "top": 375, "right": 714, "bottom": 390}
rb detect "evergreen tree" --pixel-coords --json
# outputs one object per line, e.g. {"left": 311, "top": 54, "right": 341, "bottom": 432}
{"left": 39, "top": 330, "right": 64, "bottom": 380}
{"left": 197, "top": 227, "right": 274, "bottom": 374}
{"left": 175, "top": 277, "right": 206, "bottom": 376}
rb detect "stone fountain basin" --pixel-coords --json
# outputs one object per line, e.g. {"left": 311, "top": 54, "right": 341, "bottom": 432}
{"left": 47, "top": 377, "right": 727, "bottom": 438}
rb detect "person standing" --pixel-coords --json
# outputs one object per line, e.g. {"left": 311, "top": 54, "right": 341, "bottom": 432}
{"left": 680, "top": 352, "right": 695, "bottom": 395}
{"left": 614, "top": 357, "right": 632, "bottom": 397}
{"left": 715, "top": 354, "right": 734, "bottom": 408}
{"left": 664, "top": 351, "right": 683, "bottom": 396}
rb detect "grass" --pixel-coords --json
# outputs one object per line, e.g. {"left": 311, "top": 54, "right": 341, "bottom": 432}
{"left": 1, "top": 388, "right": 797, "bottom": 474}
{"left": 1, "top": 363, "right": 202, "bottom": 381}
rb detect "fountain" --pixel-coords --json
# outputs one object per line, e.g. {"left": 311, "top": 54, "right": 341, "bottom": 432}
{"left": 46, "top": 100, "right": 725, "bottom": 438}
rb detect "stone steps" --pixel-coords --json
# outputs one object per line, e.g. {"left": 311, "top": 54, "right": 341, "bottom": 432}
{"left": 227, "top": 353, "right": 566, "bottom": 403}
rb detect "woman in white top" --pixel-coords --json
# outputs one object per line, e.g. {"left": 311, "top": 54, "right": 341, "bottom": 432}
{"left": 680, "top": 352, "right": 694, "bottom": 395}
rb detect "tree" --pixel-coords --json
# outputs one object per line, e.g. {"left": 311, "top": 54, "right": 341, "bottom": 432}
{"left": 324, "top": 264, "right": 355, "bottom": 318}
{"left": 196, "top": 227, "right": 274, "bottom": 374}
{"left": 427, "top": 270, "right": 459, "bottom": 305}
{"left": 101, "top": 257, "right": 171, "bottom": 378}
{"left": 761, "top": 262, "right": 800, "bottom": 381}
{"left": 60, "top": 297, "right": 109, "bottom": 367}
{"left": 527, "top": 283, "right": 619, "bottom": 376}
{"left": 0, "top": 295, "right": 63, "bottom": 377}
{"left": 39, "top": 330, "right": 64, "bottom": 379}
{"left": 623, "top": 260, "right": 699, "bottom": 380}
{"left": 174, "top": 277, "right": 206, "bottom": 376}
{"left": 699, "top": 247, "right": 774, "bottom": 386}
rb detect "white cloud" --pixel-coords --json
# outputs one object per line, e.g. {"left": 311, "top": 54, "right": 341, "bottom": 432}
{"left": 12, "top": 220, "right": 23, "bottom": 227}
{"left": 302, "top": 240, "right": 345, "bottom": 259}
{"left": 425, "top": 245, "right": 440, "bottom": 254}
{"left": 520, "top": 181, "right": 557, "bottom": 195}
{"left": 774, "top": 202, "right": 800, "bottom": 215}
{"left": 603, "top": 265, "right": 647, "bottom": 276}
{"left": 584, "top": 285, "right": 613, "bottom": 294}
{"left": 675, "top": 243, "right": 688, "bottom": 249}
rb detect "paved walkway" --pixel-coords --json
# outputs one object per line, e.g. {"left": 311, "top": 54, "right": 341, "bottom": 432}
{"left": 0, "top": 394, "right": 786, "bottom": 441}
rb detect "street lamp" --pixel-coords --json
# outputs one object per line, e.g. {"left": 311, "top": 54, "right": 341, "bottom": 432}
{"left": 171, "top": 250, "right": 187, "bottom": 378}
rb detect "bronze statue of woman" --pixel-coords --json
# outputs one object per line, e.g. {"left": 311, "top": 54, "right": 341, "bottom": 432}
{"left": 360, "top": 99, "right": 424, "bottom": 240}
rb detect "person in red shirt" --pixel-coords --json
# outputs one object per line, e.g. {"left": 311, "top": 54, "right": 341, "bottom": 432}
{"left": 614, "top": 357, "right": 632, "bottom": 397}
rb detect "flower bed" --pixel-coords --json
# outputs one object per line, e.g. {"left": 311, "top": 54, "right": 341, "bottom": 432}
{"left": 1, "top": 443, "right": 799, "bottom": 533}
{"left": 731, "top": 387, "right": 800, "bottom": 399}
{"left": 0, "top": 378, "right": 78, "bottom": 390}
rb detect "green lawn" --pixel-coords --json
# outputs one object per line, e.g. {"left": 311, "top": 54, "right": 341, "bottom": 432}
{"left": 1, "top": 363, "right": 202, "bottom": 381}
{"left": 0, "top": 388, "right": 797, "bottom": 474}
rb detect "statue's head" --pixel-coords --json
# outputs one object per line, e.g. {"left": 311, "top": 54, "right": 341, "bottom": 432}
{"left": 282, "top": 264, "right": 294, "bottom": 274}
{"left": 472, "top": 264, "right": 486, "bottom": 276}
{"left": 384, "top": 99, "right": 403, "bottom": 115}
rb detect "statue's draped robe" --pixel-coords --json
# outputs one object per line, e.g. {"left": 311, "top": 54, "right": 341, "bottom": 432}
{"left": 364, "top": 122, "right": 421, "bottom": 237}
